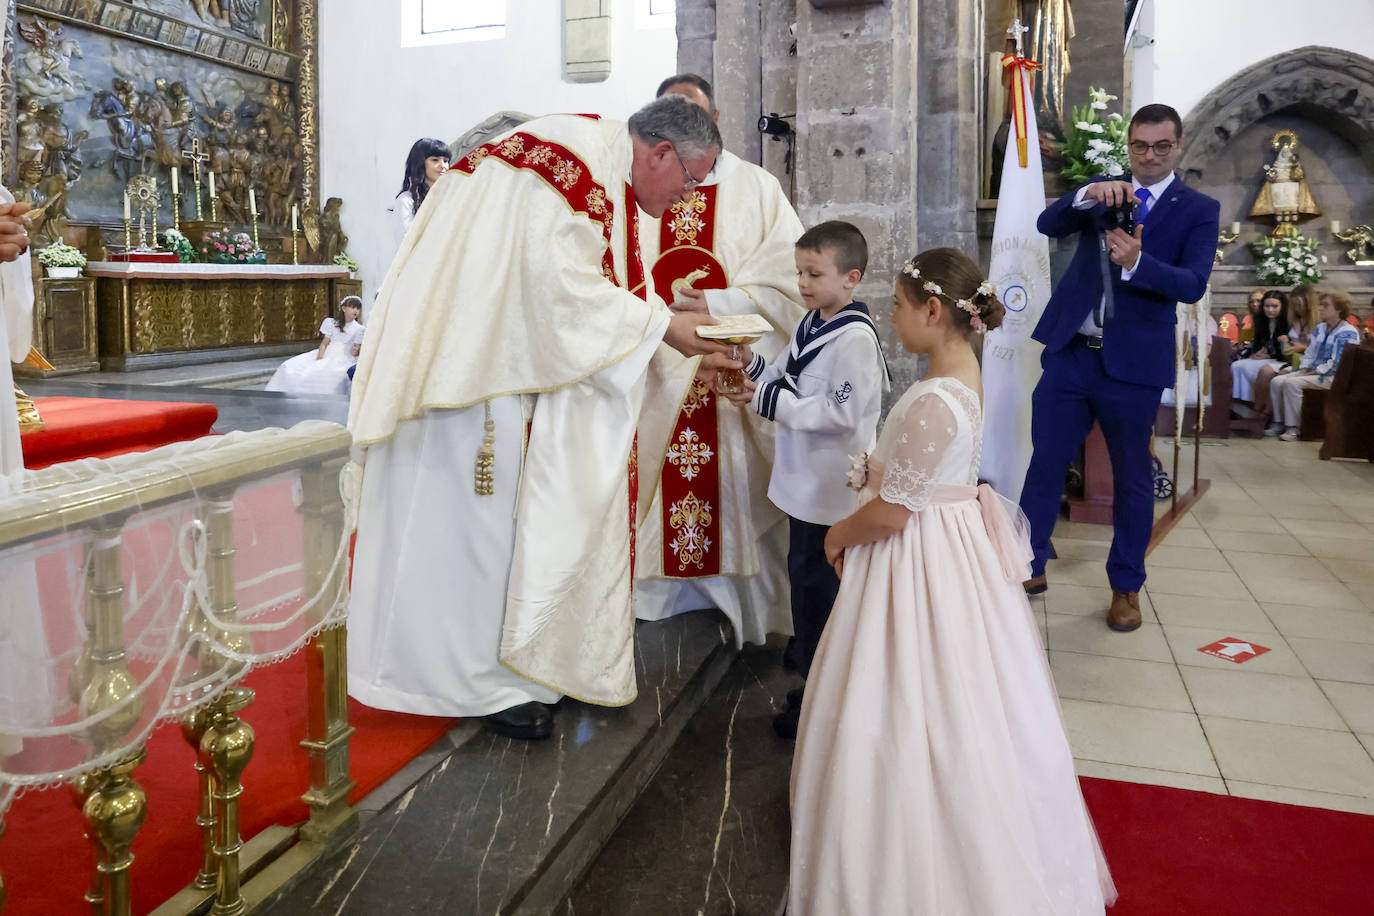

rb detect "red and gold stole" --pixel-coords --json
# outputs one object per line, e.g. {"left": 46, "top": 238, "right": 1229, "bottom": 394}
{"left": 650, "top": 187, "right": 730, "bottom": 578}
{"left": 455, "top": 132, "right": 646, "bottom": 575}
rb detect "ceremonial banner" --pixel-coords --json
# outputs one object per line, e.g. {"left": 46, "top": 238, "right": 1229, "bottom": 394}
{"left": 980, "top": 58, "right": 1052, "bottom": 505}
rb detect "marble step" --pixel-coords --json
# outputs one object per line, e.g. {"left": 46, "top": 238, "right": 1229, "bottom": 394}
{"left": 562, "top": 643, "right": 796, "bottom": 916}
{"left": 258, "top": 611, "right": 737, "bottom": 916}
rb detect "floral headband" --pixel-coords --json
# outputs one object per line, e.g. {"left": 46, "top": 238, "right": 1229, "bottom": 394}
{"left": 900, "top": 259, "right": 997, "bottom": 333}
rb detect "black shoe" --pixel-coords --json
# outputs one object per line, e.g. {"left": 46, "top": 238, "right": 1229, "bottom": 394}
{"left": 782, "top": 636, "right": 799, "bottom": 670}
{"left": 773, "top": 705, "right": 801, "bottom": 740}
{"left": 786, "top": 686, "right": 805, "bottom": 709}
{"left": 480, "top": 701, "right": 554, "bottom": 740}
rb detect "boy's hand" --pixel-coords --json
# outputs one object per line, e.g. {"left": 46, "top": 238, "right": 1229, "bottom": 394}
{"left": 718, "top": 373, "right": 756, "bottom": 404}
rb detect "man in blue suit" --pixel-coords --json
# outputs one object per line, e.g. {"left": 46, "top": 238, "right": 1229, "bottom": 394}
{"left": 1019, "top": 104, "right": 1219, "bottom": 632}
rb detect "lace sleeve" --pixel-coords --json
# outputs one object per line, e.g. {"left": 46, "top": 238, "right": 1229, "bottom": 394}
{"left": 877, "top": 392, "right": 959, "bottom": 513}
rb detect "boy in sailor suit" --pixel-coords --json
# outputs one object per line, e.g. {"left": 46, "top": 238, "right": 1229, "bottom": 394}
{"left": 727, "top": 221, "right": 888, "bottom": 737}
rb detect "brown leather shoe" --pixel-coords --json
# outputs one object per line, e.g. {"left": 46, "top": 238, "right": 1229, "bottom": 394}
{"left": 1023, "top": 575, "right": 1048, "bottom": 596}
{"left": 1107, "top": 590, "right": 1142, "bottom": 632}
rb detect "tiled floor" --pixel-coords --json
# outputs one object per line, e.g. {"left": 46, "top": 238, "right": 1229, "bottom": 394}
{"left": 1037, "top": 436, "right": 1374, "bottom": 816}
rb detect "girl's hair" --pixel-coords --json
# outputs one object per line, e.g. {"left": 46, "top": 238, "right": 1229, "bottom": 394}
{"left": 1288, "top": 283, "right": 1316, "bottom": 331}
{"left": 1319, "top": 288, "right": 1354, "bottom": 321}
{"left": 335, "top": 294, "right": 362, "bottom": 326}
{"left": 399, "top": 137, "right": 453, "bottom": 210}
{"left": 1251, "top": 292, "right": 1289, "bottom": 352}
{"left": 1247, "top": 287, "right": 1266, "bottom": 311}
{"left": 1261, "top": 289, "right": 1288, "bottom": 312}
{"left": 897, "top": 247, "right": 1005, "bottom": 337}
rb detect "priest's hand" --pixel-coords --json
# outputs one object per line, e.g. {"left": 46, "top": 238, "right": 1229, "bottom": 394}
{"left": 671, "top": 286, "right": 709, "bottom": 314}
{"left": 0, "top": 201, "right": 32, "bottom": 262}
{"left": 663, "top": 311, "right": 735, "bottom": 360}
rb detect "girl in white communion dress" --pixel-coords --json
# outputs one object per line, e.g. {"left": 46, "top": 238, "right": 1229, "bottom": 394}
{"left": 788, "top": 247, "right": 1116, "bottom": 915}
{"left": 265, "top": 295, "right": 364, "bottom": 396}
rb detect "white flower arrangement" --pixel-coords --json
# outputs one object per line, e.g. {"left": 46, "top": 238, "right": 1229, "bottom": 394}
{"left": 1253, "top": 234, "right": 1324, "bottom": 286}
{"left": 1060, "top": 87, "right": 1129, "bottom": 183}
{"left": 35, "top": 242, "right": 86, "bottom": 269}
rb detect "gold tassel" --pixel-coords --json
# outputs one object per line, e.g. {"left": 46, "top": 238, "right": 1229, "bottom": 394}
{"left": 474, "top": 400, "right": 495, "bottom": 495}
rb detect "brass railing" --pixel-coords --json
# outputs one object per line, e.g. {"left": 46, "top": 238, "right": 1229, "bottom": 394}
{"left": 0, "top": 421, "right": 356, "bottom": 916}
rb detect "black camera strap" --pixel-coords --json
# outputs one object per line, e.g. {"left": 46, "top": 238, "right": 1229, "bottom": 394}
{"left": 1096, "top": 230, "right": 1115, "bottom": 327}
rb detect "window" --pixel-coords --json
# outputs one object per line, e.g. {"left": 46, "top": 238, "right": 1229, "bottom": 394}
{"left": 640, "top": 0, "right": 675, "bottom": 29}
{"left": 422, "top": 0, "right": 505, "bottom": 35}
{"left": 402, "top": 0, "right": 505, "bottom": 47}
{"left": 648, "top": 0, "right": 676, "bottom": 14}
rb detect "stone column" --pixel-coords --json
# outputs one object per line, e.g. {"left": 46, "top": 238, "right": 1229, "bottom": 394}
{"left": 675, "top": 0, "right": 715, "bottom": 85}
{"left": 914, "top": 0, "right": 982, "bottom": 254}
{"left": 760, "top": 0, "right": 798, "bottom": 190}
{"left": 714, "top": 0, "right": 763, "bottom": 163}
{"left": 794, "top": 1, "right": 920, "bottom": 388}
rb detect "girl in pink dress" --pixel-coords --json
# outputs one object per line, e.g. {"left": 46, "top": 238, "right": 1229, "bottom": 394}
{"left": 788, "top": 248, "right": 1116, "bottom": 915}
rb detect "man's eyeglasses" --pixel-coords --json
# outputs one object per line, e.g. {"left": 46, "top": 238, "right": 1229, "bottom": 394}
{"left": 1129, "top": 140, "right": 1177, "bottom": 157}
{"left": 670, "top": 144, "right": 703, "bottom": 191}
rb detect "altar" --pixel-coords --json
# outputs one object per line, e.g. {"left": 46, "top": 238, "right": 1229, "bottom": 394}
{"left": 86, "top": 262, "right": 360, "bottom": 371}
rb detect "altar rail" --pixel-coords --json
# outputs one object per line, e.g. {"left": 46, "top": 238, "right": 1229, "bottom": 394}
{"left": 0, "top": 420, "right": 355, "bottom": 916}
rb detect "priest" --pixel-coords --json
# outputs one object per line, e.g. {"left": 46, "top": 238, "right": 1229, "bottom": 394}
{"left": 347, "top": 96, "right": 732, "bottom": 740}
{"left": 634, "top": 75, "right": 805, "bottom": 649}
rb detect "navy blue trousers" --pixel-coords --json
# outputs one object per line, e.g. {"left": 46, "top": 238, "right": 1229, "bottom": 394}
{"left": 1019, "top": 337, "right": 1163, "bottom": 593}
{"left": 786, "top": 515, "right": 840, "bottom": 679}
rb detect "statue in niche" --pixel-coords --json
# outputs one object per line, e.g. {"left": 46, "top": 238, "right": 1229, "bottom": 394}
{"left": 1248, "top": 130, "right": 1320, "bottom": 238}
{"left": 1020, "top": 0, "right": 1074, "bottom": 140}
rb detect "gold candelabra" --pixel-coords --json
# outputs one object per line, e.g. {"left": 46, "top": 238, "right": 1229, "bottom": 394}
{"left": 1333, "top": 224, "right": 1374, "bottom": 266}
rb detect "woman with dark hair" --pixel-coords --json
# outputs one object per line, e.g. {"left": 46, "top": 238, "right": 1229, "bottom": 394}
{"left": 391, "top": 137, "right": 451, "bottom": 246}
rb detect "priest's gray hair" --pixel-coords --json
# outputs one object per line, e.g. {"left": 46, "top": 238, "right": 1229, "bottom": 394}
{"left": 628, "top": 95, "right": 722, "bottom": 160}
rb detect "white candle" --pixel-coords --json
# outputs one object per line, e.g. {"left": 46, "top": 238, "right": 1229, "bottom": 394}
{"left": 208, "top": 171, "right": 216, "bottom": 198}
{"left": 291, "top": 205, "right": 298, "bottom": 233}
{"left": 123, "top": 191, "right": 130, "bottom": 221}
{"left": 248, "top": 188, "right": 257, "bottom": 216}
{"left": 170, "top": 167, "right": 178, "bottom": 195}
{"left": 1331, "top": 220, "right": 1342, "bottom": 235}
{"left": 1230, "top": 221, "right": 1241, "bottom": 235}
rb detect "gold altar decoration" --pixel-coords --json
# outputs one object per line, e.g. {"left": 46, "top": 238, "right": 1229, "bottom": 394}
{"left": 1249, "top": 129, "right": 1321, "bottom": 239}
{"left": 1332, "top": 224, "right": 1374, "bottom": 266}
{"left": 0, "top": 422, "right": 357, "bottom": 916}
{"left": 126, "top": 174, "right": 160, "bottom": 252}
{"left": 1215, "top": 223, "right": 1239, "bottom": 264}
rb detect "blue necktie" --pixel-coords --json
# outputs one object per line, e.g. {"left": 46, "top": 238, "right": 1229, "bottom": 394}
{"left": 1135, "top": 187, "right": 1152, "bottom": 222}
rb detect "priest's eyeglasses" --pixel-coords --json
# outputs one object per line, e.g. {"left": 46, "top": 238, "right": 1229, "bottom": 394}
{"left": 1128, "top": 140, "right": 1177, "bottom": 156}
{"left": 670, "top": 144, "right": 705, "bottom": 191}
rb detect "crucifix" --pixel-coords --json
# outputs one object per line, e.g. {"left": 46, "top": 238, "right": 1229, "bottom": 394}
{"left": 181, "top": 138, "right": 210, "bottom": 220}
{"left": 1007, "top": 17, "right": 1028, "bottom": 55}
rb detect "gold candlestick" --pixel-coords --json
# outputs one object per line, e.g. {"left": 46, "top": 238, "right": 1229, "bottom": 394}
{"left": 292, "top": 228, "right": 300, "bottom": 265}
{"left": 209, "top": 192, "right": 218, "bottom": 223}
{"left": 172, "top": 192, "right": 181, "bottom": 233}
{"left": 122, "top": 217, "right": 132, "bottom": 254}
{"left": 192, "top": 176, "right": 204, "bottom": 220}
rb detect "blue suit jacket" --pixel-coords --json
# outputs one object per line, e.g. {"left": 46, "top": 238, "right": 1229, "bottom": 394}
{"left": 1032, "top": 176, "right": 1220, "bottom": 388}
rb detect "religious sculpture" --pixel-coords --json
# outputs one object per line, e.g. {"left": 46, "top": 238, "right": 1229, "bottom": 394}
{"left": 1248, "top": 129, "right": 1320, "bottom": 239}
{"left": 1027, "top": 0, "right": 1074, "bottom": 139}
{"left": 16, "top": 16, "right": 87, "bottom": 103}
{"left": 315, "top": 197, "right": 347, "bottom": 264}
{"left": 1332, "top": 224, "right": 1374, "bottom": 266}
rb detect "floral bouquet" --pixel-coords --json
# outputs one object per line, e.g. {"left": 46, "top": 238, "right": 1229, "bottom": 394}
{"left": 200, "top": 228, "right": 266, "bottom": 265}
{"left": 159, "top": 228, "right": 198, "bottom": 263}
{"left": 1058, "top": 87, "right": 1128, "bottom": 184}
{"left": 1253, "top": 234, "right": 1324, "bottom": 286}
{"left": 35, "top": 242, "right": 86, "bottom": 269}
{"left": 333, "top": 251, "right": 359, "bottom": 273}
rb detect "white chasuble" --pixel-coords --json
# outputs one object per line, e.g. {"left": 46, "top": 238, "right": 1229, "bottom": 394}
{"left": 633, "top": 151, "right": 805, "bottom": 646}
{"left": 348, "top": 115, "right": 668, "bottom": 713}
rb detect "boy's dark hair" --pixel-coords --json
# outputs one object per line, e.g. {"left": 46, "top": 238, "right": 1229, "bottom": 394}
{"left": 1129, "top": 103, "right": 1183, "bottom": 140}
{"left": 796, "top": 221, "right": 868, "bottom": 277}
{"left": 656, "top": 73, "right": 716, "bottom": 115}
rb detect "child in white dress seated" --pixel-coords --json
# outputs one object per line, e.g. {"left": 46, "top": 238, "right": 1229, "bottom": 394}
{"left": 788, "top": 248, "right": 1116, "bottom": 915}
{"left": 265, "top": 295, "right": 365, "bottom": 395}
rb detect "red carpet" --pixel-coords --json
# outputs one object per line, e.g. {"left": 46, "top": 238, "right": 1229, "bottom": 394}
{"left": 0, "top": 652, "right": 456, "bottom": 915}
{"left": 21, "top": 397, "right": 220, "bottom": 469}
{"left": 1081, "top": 776, "right": 1374, "bottom": 915}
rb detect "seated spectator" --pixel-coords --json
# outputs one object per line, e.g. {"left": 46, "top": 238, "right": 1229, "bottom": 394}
{"left": 1232, "top": 290, "right": 1289, "bottom": 415}
{"left": 1254, "top": 284, "right": 1316, "bottom": 416}
{"left": 1266, "top": 289, "right": 1361, "bottom": 441}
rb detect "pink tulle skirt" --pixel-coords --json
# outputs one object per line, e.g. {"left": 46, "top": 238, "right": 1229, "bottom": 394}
{"left": 789, "top": 486, "right": 1116, "bottom": 914}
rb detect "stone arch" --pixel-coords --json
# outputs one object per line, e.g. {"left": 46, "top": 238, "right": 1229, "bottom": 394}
{"left": 1179, "top": 46, "right": 1374, "bottom": 181}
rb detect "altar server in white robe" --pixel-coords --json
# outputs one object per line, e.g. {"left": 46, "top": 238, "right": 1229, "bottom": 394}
{"left": 347, "top": 97, "right": 732, "bottom": 740}
{"left": 0, "top": 187, "right": 46, "bottom": 758}
{"left": 633, "top": 75, "right": 805, "bottom": 648}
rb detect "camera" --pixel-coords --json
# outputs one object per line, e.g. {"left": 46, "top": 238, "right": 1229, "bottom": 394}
{"left": 1098, "top": 199, "right": 1137, "bottom": 234}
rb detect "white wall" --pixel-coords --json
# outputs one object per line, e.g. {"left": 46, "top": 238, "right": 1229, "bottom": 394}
{"left": 318, "top": 1, "right": 676, "bottom": 307}
{"left": 1130, "top": 0, "right": 1374, "bottom": 118}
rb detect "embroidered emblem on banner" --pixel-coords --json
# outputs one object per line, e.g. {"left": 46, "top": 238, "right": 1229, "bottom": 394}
{"left": 667, "top": 492, "right": 714, "bottom": 572}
